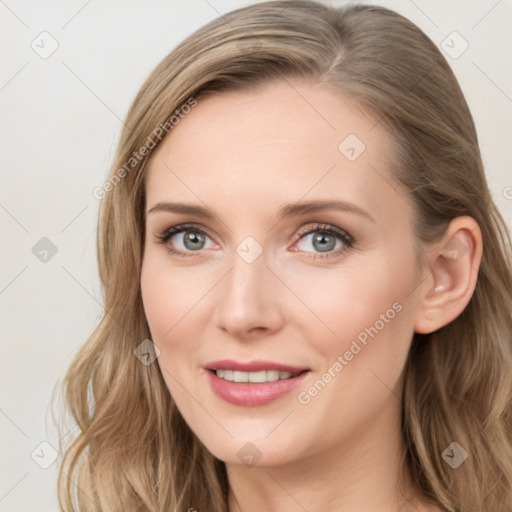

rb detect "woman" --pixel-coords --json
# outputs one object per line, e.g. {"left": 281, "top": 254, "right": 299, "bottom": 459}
{"left": 57, "top": 1, "right": 512, "bottom": 511}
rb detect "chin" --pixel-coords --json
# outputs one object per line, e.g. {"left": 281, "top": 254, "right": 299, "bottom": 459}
{"left": 189, "top": 423, "right": 308, "bottom": 468}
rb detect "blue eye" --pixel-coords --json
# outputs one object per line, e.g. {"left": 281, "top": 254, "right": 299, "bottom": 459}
{"left": 292, "top": 224, "right": 353, "bottom": 260}
{"left": 156, "top": 222, "right": 354, "bottom": 260}
{"left": 156, "top": 224, "right": 215, "bottom": 257}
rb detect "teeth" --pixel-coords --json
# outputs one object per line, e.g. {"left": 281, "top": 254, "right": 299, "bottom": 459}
{"left": 215, "top": 369, "right": 298, "bottom": 383}
{"left": 233, "top": 371, "right": 249, "bottom": 382}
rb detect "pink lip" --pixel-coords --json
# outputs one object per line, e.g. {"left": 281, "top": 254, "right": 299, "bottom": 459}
{"left": 204, "top": 360, "right": 310, "bottom": 407}
{"left": 205, "top": 359, "right": 308, "bottom": 373}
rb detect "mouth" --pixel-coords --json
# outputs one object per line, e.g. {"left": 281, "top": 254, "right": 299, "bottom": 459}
{"left": 213, "top": 369, "right": 303, "bottom": 383}
{"left": 204, "top": 360, "right": 310, "bottom": 407}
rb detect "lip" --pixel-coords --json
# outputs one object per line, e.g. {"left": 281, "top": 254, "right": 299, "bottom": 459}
{"left": 204, "top": 360, "right": 311, "bottom": 407}
{"left": 205, "top": 359, "right": 309, "bottom": 373}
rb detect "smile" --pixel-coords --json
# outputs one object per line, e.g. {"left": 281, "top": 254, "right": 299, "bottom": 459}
{"left": 214, "top": 369, "right": 299, "bottom": 382}
{"left": 205, "top": 360, "right": 310, "bottom": 407}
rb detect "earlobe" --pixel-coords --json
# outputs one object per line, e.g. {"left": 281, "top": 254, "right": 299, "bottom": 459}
{"left": 414, "top": 216, "right": 483, "bottom": 334}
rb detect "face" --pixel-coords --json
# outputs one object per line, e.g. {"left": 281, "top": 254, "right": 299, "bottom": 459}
{"left": 140, "top": 79, "right": 424, "bottom": 467}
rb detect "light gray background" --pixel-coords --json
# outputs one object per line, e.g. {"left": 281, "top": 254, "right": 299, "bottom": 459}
{"left": 1, "top": 1, "right": 511, "bottom": 510}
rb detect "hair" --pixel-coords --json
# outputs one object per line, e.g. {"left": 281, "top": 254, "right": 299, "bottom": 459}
{"left": 55, "top": 1, "right": 512, "bottom": 511}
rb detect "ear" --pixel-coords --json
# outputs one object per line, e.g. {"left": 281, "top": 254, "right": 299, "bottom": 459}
{"left": 414, "top": 216, "right": 483, "bottom": 334}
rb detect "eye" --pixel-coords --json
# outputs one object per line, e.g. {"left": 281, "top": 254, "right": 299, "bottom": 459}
{"left": 155, "top": 223, "right": 217, "bottom": 257}
{"left": 155, "top": 222, "right": 354, "bottom": 260}
{"left": 291, "top": 223, "right": 353, "bottom": 260}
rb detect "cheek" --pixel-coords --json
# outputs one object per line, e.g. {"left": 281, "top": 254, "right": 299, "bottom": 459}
{"left": 140, "top": 267, "right": 173, "bottom": 341}
{"left": 285, "top": 256, "right": 418, "bottom": 413}
{"left": 291, "top": 278, "right": 414, "bottom": 450}
{"left": 297, "top": 257, "right": 417, "bottom": 406}
{"left": 281, "top": 254, "right": 414, "bottom": 345}
{"left": 140, "top": 254, "right": 212, "bottom": 342}
{"left": 140, "top": 255, "right": 219, "bottom": 408}
{"left": 140, "top": 260, "right": 198, "bottom": 399}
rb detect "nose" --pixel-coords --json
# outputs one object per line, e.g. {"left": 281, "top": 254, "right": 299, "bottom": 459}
{"left": 213, "top": 246, "right": 284, "bottom": 340}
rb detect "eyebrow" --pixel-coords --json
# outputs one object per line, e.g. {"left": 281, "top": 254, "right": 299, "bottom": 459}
{"left": 147, "top": 199, "right": 375, "bottom": 223}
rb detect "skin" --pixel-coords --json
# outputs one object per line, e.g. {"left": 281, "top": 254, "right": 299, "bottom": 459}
{"left": 140, "top": 79, "right": 482, "bottom": 512}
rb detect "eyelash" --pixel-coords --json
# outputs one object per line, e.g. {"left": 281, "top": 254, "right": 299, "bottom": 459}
{"left": 155, "top": 222, "right": 354, "bottom": 260}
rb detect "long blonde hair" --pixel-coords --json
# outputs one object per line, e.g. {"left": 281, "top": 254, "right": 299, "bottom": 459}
{"left": 56, "top": 2, "right": 512, "bottom": 510}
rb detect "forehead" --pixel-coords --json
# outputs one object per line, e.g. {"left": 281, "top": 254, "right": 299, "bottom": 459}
{"left": 145, "top": 80, "right": 403, "bottom": 222}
